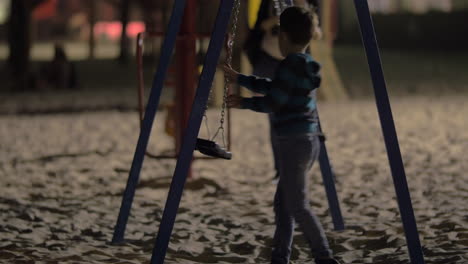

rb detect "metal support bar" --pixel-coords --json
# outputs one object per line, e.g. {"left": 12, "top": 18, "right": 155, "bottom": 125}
{"left": 317, "top": 118, "right": 345, "bottom": 231}
{"left": 353, "top": 1, "right": 425, "bottom": 263}
{"left": 175, "top": 0, "right": 198, "bottom": 178}
{"left": 150, "top": 0, "right": 235, "bottom": 263}
{"left": 112, "top": 0, "right": 188, "bottom": 244}
{"left": 135, "top": 31, "right": 233, "bottom": 160}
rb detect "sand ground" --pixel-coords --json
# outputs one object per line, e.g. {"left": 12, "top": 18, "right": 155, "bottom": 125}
{"left": 1, "top": 95, "right": 467, "bottom": 263}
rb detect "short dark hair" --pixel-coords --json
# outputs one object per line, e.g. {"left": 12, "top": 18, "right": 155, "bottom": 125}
{"left": 280, "top": 6, "right": 314, "bottom": 45}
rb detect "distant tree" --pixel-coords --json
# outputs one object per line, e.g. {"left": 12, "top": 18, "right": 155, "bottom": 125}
{"left": 138, "top": 0, "right": 166, "bottom": 32}
{"left": 118, "top": 0, "right": 166, "bottom": 63}
{"left": 118, "top": 0, "right": 131, "bottom": 63}
{"left": 7, "top": 0, "right": 46, "bottom": 91}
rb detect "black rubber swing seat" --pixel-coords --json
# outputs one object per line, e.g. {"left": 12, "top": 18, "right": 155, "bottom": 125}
{"left": 195, "top": 138, "right": 232, "bottom": 160}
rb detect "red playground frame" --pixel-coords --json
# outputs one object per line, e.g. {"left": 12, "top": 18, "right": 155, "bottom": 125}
{"left": 135, "top": 31, "right": 232, "bottom": 161}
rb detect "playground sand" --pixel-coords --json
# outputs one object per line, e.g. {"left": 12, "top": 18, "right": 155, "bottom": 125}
{"left": 0, "top": 95, "right": 467, "bottom": 263}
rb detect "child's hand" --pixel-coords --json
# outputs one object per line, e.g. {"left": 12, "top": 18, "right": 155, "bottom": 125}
{"left": 227, "top": 94, "right": 243, "bottom": 108}
{"left": 223, "top": 65, "right": 239, "bottom": 84}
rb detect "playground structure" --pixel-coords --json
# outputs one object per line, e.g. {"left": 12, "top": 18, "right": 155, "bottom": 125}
{"left": 135, "top": 0, "right": 346, "bottom": 162}
{"left": 112, "top": 0, "right": 426, "bottom": 264}
{"left": 135, "top": 31, "right": 232, "bottom": 160}
{"left": 121, "top": 0, "right": 345, "bottom": 240}
{"left": 242, "top": 0, "right": 348, "bottom": 101}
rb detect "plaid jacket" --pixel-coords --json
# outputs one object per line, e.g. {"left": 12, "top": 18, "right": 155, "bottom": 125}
{"left": 239, "top": 53, "right": 321, "bottom": 136}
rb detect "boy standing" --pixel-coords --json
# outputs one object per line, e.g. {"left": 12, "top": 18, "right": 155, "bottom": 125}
{"left": 224, "top": 6, "right": 340, "bottom": 264}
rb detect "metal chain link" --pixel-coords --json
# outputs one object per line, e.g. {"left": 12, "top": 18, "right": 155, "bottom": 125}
{"left": 211, "top": 0, "right": 241, "bottom": 147}
{"left": 209, "top": 0, "right": 289, "bottom": 143}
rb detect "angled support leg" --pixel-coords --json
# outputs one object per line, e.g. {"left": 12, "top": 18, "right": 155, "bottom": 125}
{"left": 353, "top": 1, "right": 425, "bottom": 263}
{"left": 112, "top": 0, "right": 188, "bottom": 244}
{"left": 317, "top": 117, "right": 345, "bottom": 231}
{"left": 150, "top": 0, "right": 235, "bottom": 263}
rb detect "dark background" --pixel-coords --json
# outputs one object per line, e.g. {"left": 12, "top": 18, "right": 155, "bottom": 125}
{"left": 0, "top": 0, "right": 467, "bottom": 114}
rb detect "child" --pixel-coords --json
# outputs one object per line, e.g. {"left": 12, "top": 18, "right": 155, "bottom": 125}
{"left": 244, "top": 0, "right": 321, "bottom": 182}
{"left": 224, "top": 6, "right": 340, "bottom": 264}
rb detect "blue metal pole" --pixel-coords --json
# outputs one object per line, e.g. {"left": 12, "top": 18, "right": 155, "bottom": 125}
{"left": 353, "top": 1, "right": 425, "bottom": 263}
{"left": 150, "top": 0, "right": 235, "bottom": 263}
{"left": 285, "top": 0, "right": 345, "bottom": 231}
{"left": 112, "top": 0, "right": 188, "bottom": 244}
{"left": 317, "top": 119, "right": 345, "bottom": 231}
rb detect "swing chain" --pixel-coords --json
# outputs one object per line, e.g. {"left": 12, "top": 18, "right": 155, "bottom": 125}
{"left": 212, "top": 0, "right": 241, "bottom": 147}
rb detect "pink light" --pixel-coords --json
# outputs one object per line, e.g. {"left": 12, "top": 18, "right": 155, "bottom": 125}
{"left": 127, "top": 22, "right": 146, "bottom": 37}
{"left": 94, "top": 21, "right": 146, "bottom": 41}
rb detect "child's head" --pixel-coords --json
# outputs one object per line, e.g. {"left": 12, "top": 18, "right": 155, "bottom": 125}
{"left": 279, "top": 6, "right": 321, "bottom": 56}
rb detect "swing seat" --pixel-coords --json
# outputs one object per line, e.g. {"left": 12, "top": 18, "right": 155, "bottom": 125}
{"left": 195, "top": 138, "right": 232, "bottom": 160}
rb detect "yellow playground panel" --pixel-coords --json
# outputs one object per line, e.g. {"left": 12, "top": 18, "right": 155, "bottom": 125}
{"left": 245, "top": 0, "right": 348, "bottom": 101}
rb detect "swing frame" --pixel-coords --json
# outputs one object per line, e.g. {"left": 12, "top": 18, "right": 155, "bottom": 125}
{"left": 135, "top": 31, "right": 232, "bottom": 160}
{"left": 112, "top": 1, "right": 426, "bottom": 263}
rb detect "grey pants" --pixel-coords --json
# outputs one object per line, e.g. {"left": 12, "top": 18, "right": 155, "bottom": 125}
{"left": 271, "top": 134, "right": 332, "bottom": 264}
